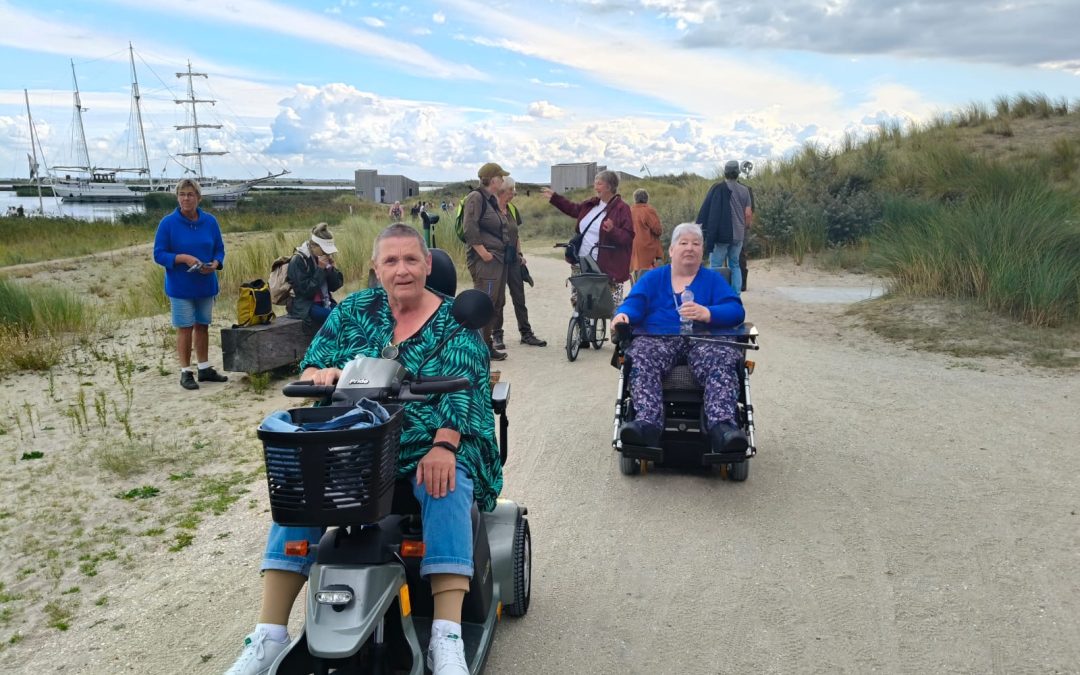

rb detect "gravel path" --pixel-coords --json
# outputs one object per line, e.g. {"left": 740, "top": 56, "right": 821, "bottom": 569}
{"left": 3, "top": 254, "right": 1078, "bottom": 674}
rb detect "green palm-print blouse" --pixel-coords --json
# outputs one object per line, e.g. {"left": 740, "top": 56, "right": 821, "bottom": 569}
{"left": 300, "top": 287, "right": 502, "bottom": 512}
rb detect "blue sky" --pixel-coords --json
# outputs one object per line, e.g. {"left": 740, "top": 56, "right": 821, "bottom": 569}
{"left": 1, "top": 0, "right": 1077, "bottom": 183}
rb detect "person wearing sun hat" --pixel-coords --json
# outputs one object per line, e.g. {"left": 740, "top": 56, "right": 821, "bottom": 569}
{"left": 286, "top": 222, "right": 344, "bottom": 326}
{"left": 462, "top": 162, "right": 512, "bottom": 360}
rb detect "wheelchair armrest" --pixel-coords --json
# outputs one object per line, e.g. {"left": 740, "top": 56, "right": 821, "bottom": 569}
{"left": 612, "top": 322, "right": 633, "bottom": 348}
{"left": 491, "top": 381, "right": 510, "bottom": 415}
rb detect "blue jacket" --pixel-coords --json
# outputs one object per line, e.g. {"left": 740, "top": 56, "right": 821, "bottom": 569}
{"left": 153, "top": 207, "right": 225, "bottom": 299}
{"left": 617, "top": 265, "right": 744, "bottom": 334}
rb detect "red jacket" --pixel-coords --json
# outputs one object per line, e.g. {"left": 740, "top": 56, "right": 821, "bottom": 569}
{"left": 550, "top": 192, "right": 634, "bottom": 283}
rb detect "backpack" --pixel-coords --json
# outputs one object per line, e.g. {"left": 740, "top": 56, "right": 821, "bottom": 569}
{"left": 268, "top": 255, "right": 293, "bottom": 306}
{"left": 453, "top": 190, "right": 486, "bottom": 243}
{"left": 234, "top": 279, "right": 274, "bottom": 327}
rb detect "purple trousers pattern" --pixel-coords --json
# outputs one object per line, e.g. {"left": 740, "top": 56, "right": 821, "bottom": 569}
{"left": 626, "top": 335, "right": 741, "bottom": 431}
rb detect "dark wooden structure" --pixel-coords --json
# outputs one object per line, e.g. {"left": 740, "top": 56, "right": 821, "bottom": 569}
{"left": 221, "top": 317, "right": 316, "bottom": 373}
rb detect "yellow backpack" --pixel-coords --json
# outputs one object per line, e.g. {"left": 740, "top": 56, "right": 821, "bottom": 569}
{"left": 234, "top": 279, "right": 275, "bottom": 327}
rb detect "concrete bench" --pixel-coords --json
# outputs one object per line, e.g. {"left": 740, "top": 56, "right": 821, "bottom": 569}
{"left": 221, "top": 317, "right": 316, "bottom": 374}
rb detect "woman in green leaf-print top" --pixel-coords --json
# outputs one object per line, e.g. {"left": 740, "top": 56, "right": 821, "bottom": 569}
{"left": 300, "top": 281, "right": 502, "bottom": 511}
{"left": 227, "top": 225, "right": 503, "bottom": 675}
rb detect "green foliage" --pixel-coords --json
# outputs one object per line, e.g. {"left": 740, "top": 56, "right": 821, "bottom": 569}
{"left": 116, "top": 486, "right": 161, "bottom": 500}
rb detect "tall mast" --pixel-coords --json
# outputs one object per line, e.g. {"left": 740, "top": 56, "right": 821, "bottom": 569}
{"left": 70, "top": 59, "right": 92, "bottom": 172}
{"left": 130, "top": 43, "right": 152, "bottom": 188}
{"left": 175, "top": 61, "right": 225, "bottom": 180}
{"left": 24, "top": 89, "right": 45, "bottom": 213}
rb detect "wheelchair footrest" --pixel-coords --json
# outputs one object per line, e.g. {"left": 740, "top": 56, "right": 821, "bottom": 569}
{"left": 619, "top": 443, "right": 664, "bottom": 462}
{"left": 701, "top": 449, "right": 752, "bottom": 465}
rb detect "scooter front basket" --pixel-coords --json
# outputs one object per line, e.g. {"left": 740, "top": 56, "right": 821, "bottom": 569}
{"left": 258, "top": 404, "right": 403, "bottom": 527}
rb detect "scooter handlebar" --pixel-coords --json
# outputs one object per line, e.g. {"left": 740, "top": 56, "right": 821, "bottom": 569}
{"left": 282, "top": 381, "right": 337, "bottom": 398}
{"left": 406, "top": 377, "right": 472, "bottom": 395}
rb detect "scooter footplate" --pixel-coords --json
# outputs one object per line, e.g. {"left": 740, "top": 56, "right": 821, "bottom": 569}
{"left": 414, "top": 619, "right": 489, "bottom": 674}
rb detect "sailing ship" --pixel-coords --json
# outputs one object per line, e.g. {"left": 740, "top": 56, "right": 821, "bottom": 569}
{"left": 50, "top": 45, "right": 287, "bottom": 203}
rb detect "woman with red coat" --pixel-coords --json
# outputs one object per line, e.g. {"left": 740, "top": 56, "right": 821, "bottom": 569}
{"left": 541, "top": 169, "right": 634, "bottom": 309}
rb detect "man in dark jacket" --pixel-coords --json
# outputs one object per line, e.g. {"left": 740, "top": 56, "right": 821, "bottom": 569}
{"left": 696, "top": 160, "right": 753, "bottom": 295}
{"left": 287, "top": 223, "right": 344, "bottom": 326}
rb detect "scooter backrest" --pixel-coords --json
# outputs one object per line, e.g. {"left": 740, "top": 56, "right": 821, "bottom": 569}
{"left": 427, "top": 248, "right": 456, "bottom": 297}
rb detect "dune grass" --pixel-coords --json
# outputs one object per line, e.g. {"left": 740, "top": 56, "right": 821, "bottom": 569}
{"left": 0, "top": 277, "right": 98, "bottom": 373}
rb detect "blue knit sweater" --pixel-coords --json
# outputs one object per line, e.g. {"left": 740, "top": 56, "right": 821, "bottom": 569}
{"left": 617, "top": 265, "right": 744, "bottom": 334}
{"left": 153, "top": 207, "right": 225, "bottom": 299}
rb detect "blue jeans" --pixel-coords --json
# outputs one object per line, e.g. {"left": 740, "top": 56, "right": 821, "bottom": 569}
{"left": 709, "top": 241, "right": 743, "bottom": 296}
{"left": 262, "top": 465, "right": 475, "bottom": 578}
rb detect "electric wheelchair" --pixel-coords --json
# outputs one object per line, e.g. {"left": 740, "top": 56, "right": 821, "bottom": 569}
{"left": 609, "top": 287, "right": 760, "bottom": 480}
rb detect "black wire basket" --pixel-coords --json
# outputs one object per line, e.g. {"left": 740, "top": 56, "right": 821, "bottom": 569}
{"left": 258, "top": 404, "right": 404, "bottom": 527}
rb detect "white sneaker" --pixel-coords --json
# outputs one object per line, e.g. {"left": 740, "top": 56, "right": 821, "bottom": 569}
{"left": 427, "top": 632, "right": 469, "bottom": 675}
{"left": 224, "top": 627, "right": 289, "bottom": 675}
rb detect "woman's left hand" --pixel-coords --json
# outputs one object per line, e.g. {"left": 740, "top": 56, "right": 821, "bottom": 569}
{"left": 678, "top": 302, "right": 711, "bottom": 323}
{"left": 601, "top": 217, "right": 614, "bottom": 232}
{"left": 417, "top": 447, "right": 457, "bottom": 498}
{"left": 198, "top": 260, "right": 217, "bottom": 274}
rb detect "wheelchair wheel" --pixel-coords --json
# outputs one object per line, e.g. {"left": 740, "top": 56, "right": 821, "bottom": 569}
{"left": 565, "top": 316, "right": 582, "bottom": 362}
{"left": 727, "top": 460, "right": 749, "bottom": 482}
{"left": 618, "top": 453, "right": 640, "bottom": 476}
{"left": 589, "top": 317, "right": 608, "bottom": 350}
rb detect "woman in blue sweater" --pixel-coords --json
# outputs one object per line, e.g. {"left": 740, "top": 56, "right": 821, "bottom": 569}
{"left": 612, "top": 222, "right": 748, "bottom": 452}
{"left": 152, "top": 179, "right": 228, "bottom": 390}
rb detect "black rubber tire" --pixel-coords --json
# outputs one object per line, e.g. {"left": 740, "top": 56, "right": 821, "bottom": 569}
{"left": 727, "top": 460, "right": 749, "bottom": 482}
{"left": 504, "top": 518, "right": 531, "bottom": 617}
{"left": 618, "top": 453, "right": 641, "bottom": 476}
{"left": 565, "top": 316, "right": 582, "bottom": 361}
{"left": 590, "top": 317, "right": 607, "bottom": 350}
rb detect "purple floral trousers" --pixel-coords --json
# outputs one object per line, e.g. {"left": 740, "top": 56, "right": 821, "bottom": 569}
{"left": 626, "top": 335, "right": 741, "bottom": 431}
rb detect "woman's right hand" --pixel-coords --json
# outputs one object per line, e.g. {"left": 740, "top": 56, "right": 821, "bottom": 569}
{"left": 540, "top": 187, "right": 555, "bottom": 202}
{"left": 612, "top": 313, "right": 630, "bottom": 326}
{"left": 473, "top": 245, "right": 494, "bottom": 263}
{"left": 302, "top": 367, "right": 342, "bottom": 386}
{"left": 177, "top": 254, "right": 199, "bottom": 267}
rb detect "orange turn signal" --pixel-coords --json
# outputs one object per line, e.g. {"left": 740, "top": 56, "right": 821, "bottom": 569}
{"left": 400, "top": 540, "right": 425, "bottom": 558}
{"left": 284, "top": 540, "right": 309, "bottom": 557}
{"left": 745, "top": 360, "right": 756, "bottom": 374}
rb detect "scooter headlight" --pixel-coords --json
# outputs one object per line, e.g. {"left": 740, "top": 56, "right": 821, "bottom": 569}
{"left": 316, "top": 585, "right": 354, "bottom": 610}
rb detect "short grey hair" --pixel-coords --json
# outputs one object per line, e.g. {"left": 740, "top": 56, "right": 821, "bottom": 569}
{"left": 596, "top": 170, "right": 619, "bottom": 193}
{"left": 670, "top": 222, "right": 703, "bottom": 245}
{"left": 175, "top": 178, "right": 201, "bottom": 197}
{"left": 499, "top": 176, "right": 516, "bottom": 195}
{"left": 633, "top": 188, "right": 648, "bottom": 204}
{"left": 372, "top": 222, "right": 429, "bottom": 261}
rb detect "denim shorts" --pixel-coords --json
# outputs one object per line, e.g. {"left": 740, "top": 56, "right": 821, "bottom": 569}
{"left": 262, "top": 465, "right": 475, "bottom": 578}
{"left": 169, "top": 296, "right": 215, "bottom": 328}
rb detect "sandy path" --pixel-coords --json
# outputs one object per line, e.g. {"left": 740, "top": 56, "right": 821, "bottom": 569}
{"left": 2, "top": 253, "right": 1078, "bottom": 674}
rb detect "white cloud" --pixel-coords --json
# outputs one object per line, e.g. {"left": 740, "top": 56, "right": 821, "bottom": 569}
{"left": 527, "top": 100, "right": 565, "bottom": 119}
{"left": 362, "top": 16, "right": 386, "bottom": 27}
{"left": 529, "top": 78, "right": 577, "bottom": 89}
{"left": 433, "top": 11, "right": 446, "bottom": 24}
{"left": 100, "top": 0, "right": 486, "bottom": 80}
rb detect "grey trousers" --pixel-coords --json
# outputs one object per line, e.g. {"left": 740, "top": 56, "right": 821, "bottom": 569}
{"left": 493, "top": 260, "right": 534, "bottom": 338}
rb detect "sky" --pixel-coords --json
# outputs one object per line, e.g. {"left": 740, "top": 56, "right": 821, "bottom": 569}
{"left": 1, "top": 0, "right": 1077, "bottom": 183}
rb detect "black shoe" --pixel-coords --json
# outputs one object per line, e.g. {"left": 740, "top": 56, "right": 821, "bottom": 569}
{"left": 520, "top": 334, "right": 547, "bottom": 347}
{"left": 709, "top": 422, "right": 748, "bottom": 453}
{"left": 197, "top": 366, "right": 228, "bottom": 383}
{"left": 619, "top": 421, "right": 661, "bottom": 447}
{"left": 488, "top": 346, "right": 508, "bottom": 361}
{"left": 492, "top": 334, "right": 506, "bottom": 351}
{"left": 180, "top": 371, "right": 199, "bottom": 390}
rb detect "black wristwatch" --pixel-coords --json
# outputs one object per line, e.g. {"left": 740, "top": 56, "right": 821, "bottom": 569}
{"left": 432, "top": 440, "right": 459, "bottom": 454}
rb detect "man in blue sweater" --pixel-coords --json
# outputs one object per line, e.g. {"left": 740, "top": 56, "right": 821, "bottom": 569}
{"left": 612, "top": 222, "right": 748, "bottom": 452}
{"left": 152, "top": 179, "right": 228, "bottom": 390}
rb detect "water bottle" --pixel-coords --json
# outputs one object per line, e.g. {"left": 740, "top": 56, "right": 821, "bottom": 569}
{"left": 680, "top": 288, "right": 694, "bottom": 335}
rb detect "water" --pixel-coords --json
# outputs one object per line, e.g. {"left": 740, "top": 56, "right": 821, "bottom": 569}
{"left": 679, "top": 288, "right": 694, "bottom": 334}
{"left": 0, "top": 189, "right": 146, "bottom": 222}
